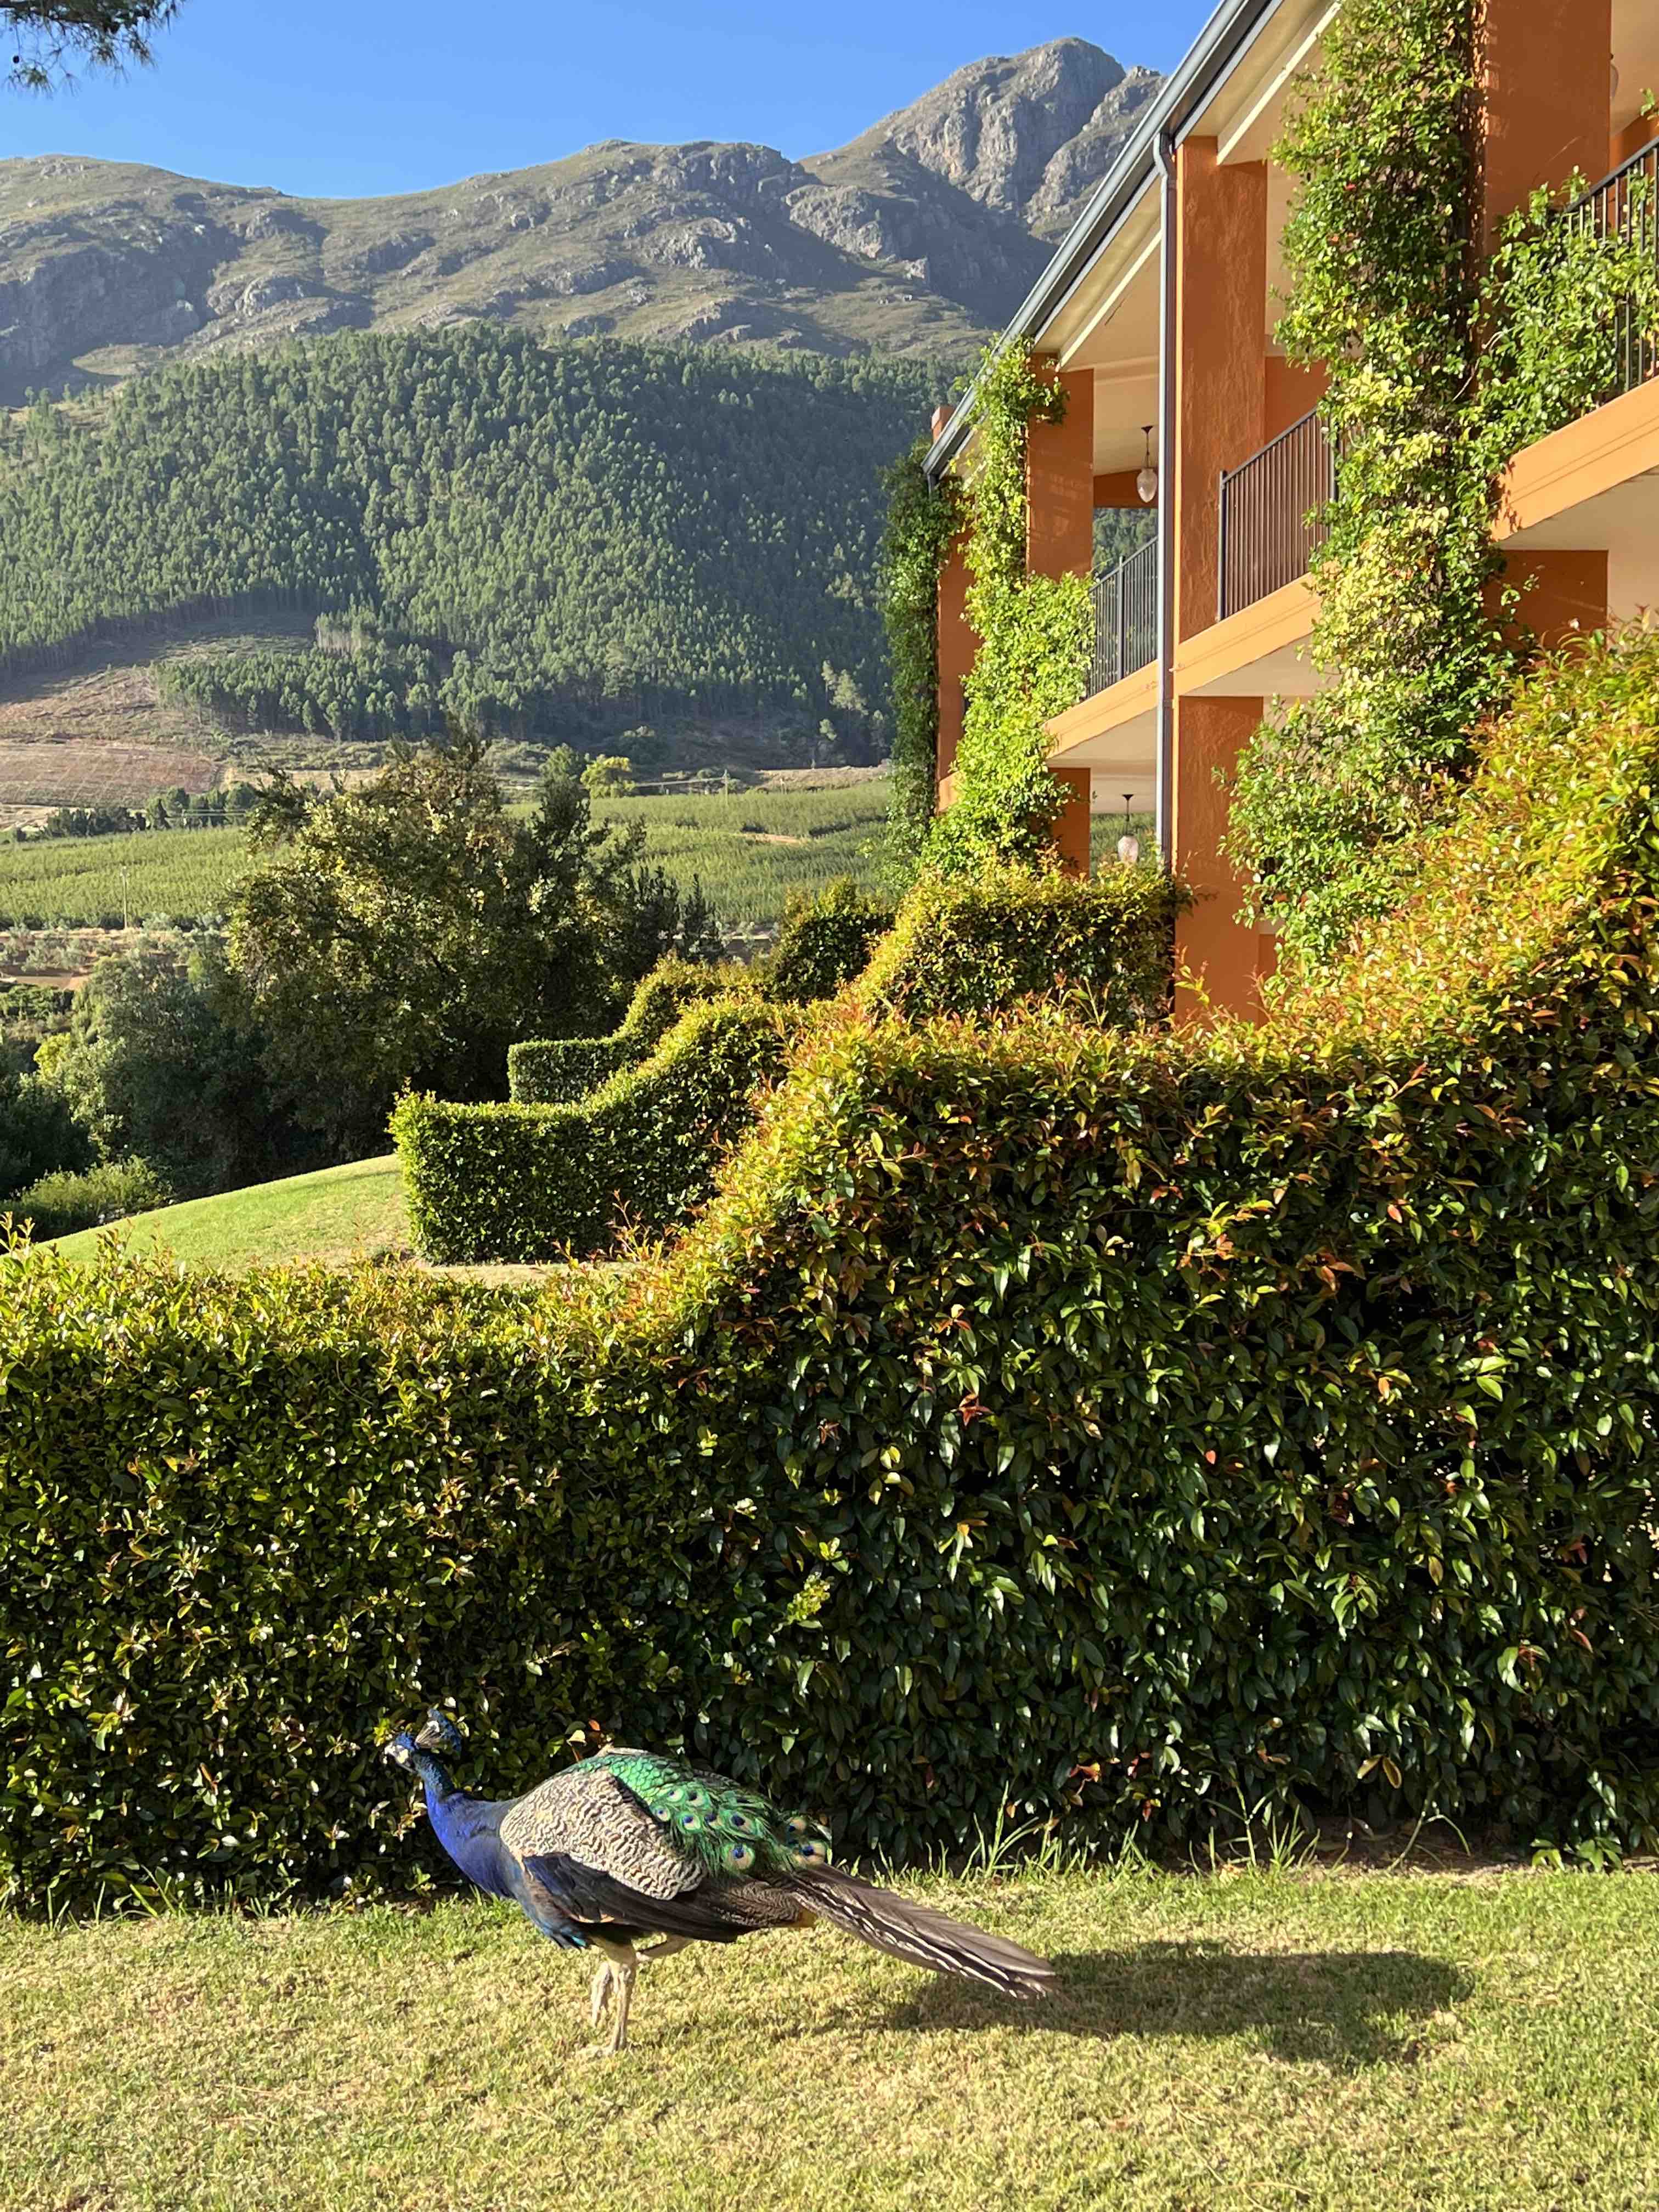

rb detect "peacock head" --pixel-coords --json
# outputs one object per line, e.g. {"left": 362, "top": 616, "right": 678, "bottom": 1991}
{"left": 383, "top": 1728, "right": 420, "bottom": 1773}
{"left": 415, "top": 1707, "right": 466, "bottom": 1760}
{"left": 383, "top": 1708, "right": 465, "bottom": 1783}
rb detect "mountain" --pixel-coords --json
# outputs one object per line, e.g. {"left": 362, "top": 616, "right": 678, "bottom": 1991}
{"left": 0, "top": 39, "right": 1161, "bottom": 403}
{"left": 0, "top": 329, "right": 936, "bottom": 761}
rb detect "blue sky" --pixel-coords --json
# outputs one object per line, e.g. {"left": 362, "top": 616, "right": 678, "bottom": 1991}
{"left": 3, "top": 1, "right": 1216, "bottom": 199}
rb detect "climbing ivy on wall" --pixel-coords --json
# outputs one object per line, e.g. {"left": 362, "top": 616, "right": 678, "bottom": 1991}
{"left": 1229, "top": 0, "right": 1659, "bottom": 968}
{"left": 877, "top": 349, "right": 1095, "bottom": 878}
{"left": 926, "top": 348, "right": 1094, "bottom": 873}
{"left": 877, "top": 438, "right": 960, "bottom": 864}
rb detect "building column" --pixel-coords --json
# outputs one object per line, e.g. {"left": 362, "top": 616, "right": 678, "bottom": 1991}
{"left": 1172, "top": 697, "right": 1276, "bottom": 1022}
{"left": 1496, "top": 550, "right": 1609, "bottom": 648}
{"left": 1051, "top": 768, "right": 1092, "bottom": 878}
{"left": 1026, "top": 361, "right": 1095, "bottom": 580}
{"left": 1480, "top": 0, "right": 1611, "bottom": 252}
{"left": 1171, "top": 142, "right": 1270, "bottom": 1018}
{"left": 935, "top": 529, "right": 974, "bottom": 793}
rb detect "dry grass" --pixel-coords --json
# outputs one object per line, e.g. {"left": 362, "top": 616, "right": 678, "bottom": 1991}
{"left": 2, "top": 1865, "right": 1656, "bottom": 2211}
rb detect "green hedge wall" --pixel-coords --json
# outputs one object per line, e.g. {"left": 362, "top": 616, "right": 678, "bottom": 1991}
{"left": 507, "top": 960, "right": 741, "bottom": 1107}
{"left": 396, "top": 997, "right": 794, "bottom": 1263}
{"left": 506, "top": 883, "right": 890, "bottom": 1110}
{"left": 435, "top": 868, "right": 1172, "bottom": 1264}
{"left": 763, "top": 877, "right": 894, "bottom": 1006}
{"left": 5, "top": 634, "right": 1658, "bottom": 1911}
{"left": 860, "top": 862, "right": 1188, "bottom": 1025}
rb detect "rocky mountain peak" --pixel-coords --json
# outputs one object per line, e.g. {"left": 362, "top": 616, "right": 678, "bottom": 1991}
{"left": 824, "top": 38, "right": 1160, "bottom": 237}
{"left": 0, "top": 40, "right": 1164, "bottom": 400}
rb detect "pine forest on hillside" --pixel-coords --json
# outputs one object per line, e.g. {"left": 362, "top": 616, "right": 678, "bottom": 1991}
{"left": 0, "top": 331, "right": 942, "bottom": 759}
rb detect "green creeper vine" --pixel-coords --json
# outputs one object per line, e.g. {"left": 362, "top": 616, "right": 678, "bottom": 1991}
{"left": 877, "top": 436, "right": 960, "bottom": 864}
{"left": 1229, "top": 0, "right": 1659, "bottom": 969}
{"left": 877, "top": 348, "right": 1095, "bottom": 878}
{"left": 926, "top": 347, "right": 1094, "bottom": 874}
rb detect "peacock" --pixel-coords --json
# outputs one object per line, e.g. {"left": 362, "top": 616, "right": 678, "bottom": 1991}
{"left": 384, "top": 1708, "right": 1056, "bottom": 2053}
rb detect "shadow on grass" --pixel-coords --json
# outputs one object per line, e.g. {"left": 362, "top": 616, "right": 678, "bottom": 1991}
{"left": 883, "top": 1941, "right": 1470, "bottom": 2069}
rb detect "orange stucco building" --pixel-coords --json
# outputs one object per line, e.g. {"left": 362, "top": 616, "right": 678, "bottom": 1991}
{"left": 926, "top": 0, "right": 1659, "bottom": 1017}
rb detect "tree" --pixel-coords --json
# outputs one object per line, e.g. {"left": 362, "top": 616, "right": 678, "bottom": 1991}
{"left": 227, "top": 741, "right": 719, "bottom": 1155}
{"left": 4, "top": 2, "right": 181, "bottom": 89}
{"left": 582, "top": 754, "right": 635, "bottom": 797}
{"left": 44, "top": 935, "right": 309, "bottom": 1199}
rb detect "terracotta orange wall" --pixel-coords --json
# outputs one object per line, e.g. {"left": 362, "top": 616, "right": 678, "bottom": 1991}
{"left": 1051, "top": 768, "right": 1092, "bottom": 878}
{"left": 1173, "top": 145, "right": 1267, "bottom": 642}
{"left": 1169, "top": 144, "right": 1269, "bottom": 1020}
{"left": 1612, "top": 114, "right": 1657, "bottom": 169}
{"left": 1492, "top": 549, "right": 1609, "bottom": 650}
{"left": 935, "top": 530, "right": 975, "bottom": 785}
{"left": 1480, "top": 0, "right": 1611, "bottom": 247}
{"left": 1026, "top": 362, "right": 1095, "bottom": 579}
{"left": 1264, "top": 357, "right": 1329, "bottom": 442}
{"left": 1172, "top": 696, "right": 1272, "bottom": 1023}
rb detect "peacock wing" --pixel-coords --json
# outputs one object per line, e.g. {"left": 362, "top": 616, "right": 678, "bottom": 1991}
{"left": 498, "top": 1763, "right": 703, "bottom": 1900}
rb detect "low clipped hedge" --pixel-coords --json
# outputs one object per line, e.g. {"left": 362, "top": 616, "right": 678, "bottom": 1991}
{"left": 5, "top": 633, "right": 1659, "bottom": 1911}
{"left": 860, "top": 861, "right": 1188, "bottom": 1024}
{"left": 506, "top": 884, "right": 891, "bottom": 1110}
{"left": 425, "top": 869, "right": 1174, "bottom": 1264}
{"left": 507, "top": 959, "right": 739, "bottom": 1106}
{"left": 394, "top": 997, "right": 795, "bottom": 1262}
{"left": 764, "top": 877, "right": 893, "bottom": 1005}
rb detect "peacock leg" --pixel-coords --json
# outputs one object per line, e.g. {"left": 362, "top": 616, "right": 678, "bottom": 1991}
{"left": 639, "top": 1935, "right": 690, "bottom": 1963}
{"left": 588, "top": 1959, "right": 614, "bottom": 2027}
{"left": 582, "top": 1939, "right": 639, "bottom": 2058}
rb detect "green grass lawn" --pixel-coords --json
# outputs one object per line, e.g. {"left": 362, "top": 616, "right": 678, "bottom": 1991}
{"left": 3, "top": 1866, "right": 1655, "bottom": 2211}
{"left": 41, "top": 1153, "right": 410, "bottom": 1272}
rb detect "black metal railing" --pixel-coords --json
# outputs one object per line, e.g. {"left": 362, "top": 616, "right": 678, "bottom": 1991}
{"left": 1217, "top": 406, "right": 1336, "bottom": 622}
{"left": 1088, "top": 536, "right": 1158, "bottom": 695}
{"left": 1564, "top": 134, "right": 1659, "bottom": 403}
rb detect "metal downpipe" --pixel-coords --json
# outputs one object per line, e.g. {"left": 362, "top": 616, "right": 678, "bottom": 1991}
{"left": 1154, "top": 126, "right": 1178, "bottom": 871}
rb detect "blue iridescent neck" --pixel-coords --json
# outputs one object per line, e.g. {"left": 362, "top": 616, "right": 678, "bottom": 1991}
{"left": 406, "top": 1746, "right": 512, "bottom": 1898}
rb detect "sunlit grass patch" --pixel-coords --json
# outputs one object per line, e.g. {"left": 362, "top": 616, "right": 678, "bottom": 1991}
{"left": 3, "top": 1866, "right": 1655, "bottom": 2212}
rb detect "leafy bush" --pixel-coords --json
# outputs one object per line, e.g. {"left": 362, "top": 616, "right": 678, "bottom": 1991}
{"left": 763, "top": 878, "right": 893, "bottom": 1006}
{"left": 0, "top": 1069, "right": 90, "bottom": 1203}
{"left": 7, "top": 633, "right": 1658, "bottom": 1912}
{"left": 507, "top": 959, "right": 745, "bottom": 1106}
{"left": 859, "top": 862, "right": 1188, "bottom": 1025}
{"left": 396, "top": 997, "right": 794, "bottom": 1262}
{"left": 11, "top": 1156, "right": 170, "bottom": 1240}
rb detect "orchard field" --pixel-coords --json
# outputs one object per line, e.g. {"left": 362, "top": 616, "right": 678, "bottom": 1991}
{"left": 0, "top": 780, "right": 893, "bottom": 930}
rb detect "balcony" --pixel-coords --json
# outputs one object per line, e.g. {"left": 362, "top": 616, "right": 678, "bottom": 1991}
{"left": 1564, "top": 136, "right": 1659, "bottom": 404}
{"left": 1217, "top": 407, "right": 1336, "bottom": 622}
{"left": 1088, "top": 536, "right": 1158, "bottom": 696}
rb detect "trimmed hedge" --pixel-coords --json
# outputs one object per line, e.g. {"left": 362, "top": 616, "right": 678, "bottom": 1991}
{"left": 427, "top": 868, "right": 1173, "bottom": 1264}
{"left": 395, "top": 997, "right": 794, "bottom": 1263}
{"left": 505, "top": 883, "right": 891, "bottom": 1110}
{"left": 763, "top": 877, "right": 893, "bottom": 1006}
{"left": 507, "top": 959, "right": 740, "bottom": 1107}
{"left": 860, "top": 861, "right": 1187, "bottom": 1024}
{"left": 5, "top": 631, "right": 1659, "bottom": 1912}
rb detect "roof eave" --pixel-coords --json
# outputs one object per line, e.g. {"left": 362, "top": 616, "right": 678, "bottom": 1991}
{"left": 923, "top": 0, "right": 1285, "bottom": 482}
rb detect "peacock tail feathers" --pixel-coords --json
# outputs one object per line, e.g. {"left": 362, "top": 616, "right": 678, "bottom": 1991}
{"left": 594, "top": 1750, "right": 832, "bottom": 1881}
